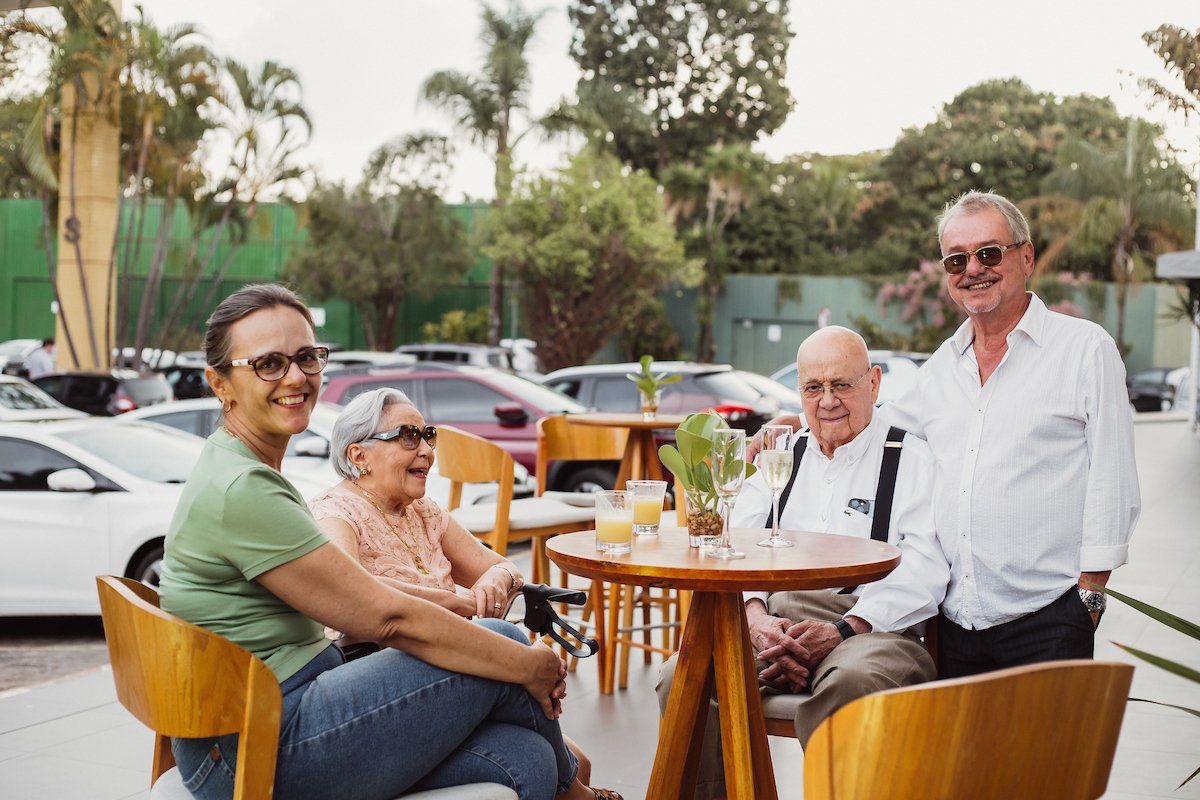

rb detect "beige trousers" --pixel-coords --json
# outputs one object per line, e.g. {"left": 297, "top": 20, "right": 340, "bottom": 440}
{"left": 655, "top": 591, "right": 935, "bottom": 800}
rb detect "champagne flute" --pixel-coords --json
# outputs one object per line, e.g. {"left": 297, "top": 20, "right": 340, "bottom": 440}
{"left": 756, "top": 425, "right": 795, "bottom": 548}
{"left": 708, "top": 428, "right": 746, "bottom": 560}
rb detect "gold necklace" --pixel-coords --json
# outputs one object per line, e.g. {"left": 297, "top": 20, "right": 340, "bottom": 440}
{"left": 353, "top": 482, "right": 428, "bottom": 575}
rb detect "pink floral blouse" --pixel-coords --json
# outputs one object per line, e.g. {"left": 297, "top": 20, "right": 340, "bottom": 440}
{"left": 309, "top": 484, "right": 456, "bottom": 593}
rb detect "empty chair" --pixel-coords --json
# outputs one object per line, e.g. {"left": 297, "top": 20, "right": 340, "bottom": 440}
{"left": 95, "top": 575, "right": 517, "bottom": 800}
{"left": 437, "top": 425, "right": 597, "bottom": 584}
{"left": 803, "top": 659, "right": 1133, "bottom": 800}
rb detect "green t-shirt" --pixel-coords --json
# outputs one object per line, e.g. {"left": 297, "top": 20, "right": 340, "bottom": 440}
{"left": 160, "top": 429, "right": 330, "bottom": 682}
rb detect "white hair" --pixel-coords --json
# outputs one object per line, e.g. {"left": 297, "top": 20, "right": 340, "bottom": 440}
{"left": 330, "top": 388, "right": 416, "bottom": 480}
{"left": 937, "top": 190, "right": 1031, "bottom": 249}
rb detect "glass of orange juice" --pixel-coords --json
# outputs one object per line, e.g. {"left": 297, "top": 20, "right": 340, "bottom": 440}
{"left": 595, "top": 490, "right": 633, "bottom": 554}
{"left": 627, "top": 480, "right": 667, "bottom": 535}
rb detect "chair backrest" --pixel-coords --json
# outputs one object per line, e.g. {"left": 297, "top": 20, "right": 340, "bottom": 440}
{"left": 803, "top": 659, "right": 1133, "bottom": 800}
{"left": 534, "top": 415, "right": 628, "bottom": 496}
{"left": 436, "top": 426, "right": 515, "bottom": 550}
{"left": 96, "top": 575, "right": 282, "bottom": 800}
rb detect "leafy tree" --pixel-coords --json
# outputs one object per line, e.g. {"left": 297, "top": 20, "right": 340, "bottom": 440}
{"left": 1037, "top": 118, "right": 1193, "bottom": 353}
{"left": 568, "top": 0, "right": 794, "bottom": 175}
{"left": 664, "top": 142, "right": 768, "bottom": 360}
{"left": 858, "top": 79, "right": 1127, "bottom": 271}
{"left": 0, "top": 92, "right": 42, "bottom": 198}
{"left": 421, "top": 1, "right": 543, "bottom": 345}
{"left": 422, "top": 307, "right": 490, "bottom": 345}
{"left": 486, "top": 150, "right": 689, "bottom": 371}
{"left": 286, "top": 135, "right": 471, "bottom": 351}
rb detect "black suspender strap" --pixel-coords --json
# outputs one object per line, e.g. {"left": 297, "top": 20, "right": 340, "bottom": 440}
{"left": 838, "top": 425, "right": 907, "bottom": 594}
{"left": 764, "top": 434, "right": 806, "bottom": 529}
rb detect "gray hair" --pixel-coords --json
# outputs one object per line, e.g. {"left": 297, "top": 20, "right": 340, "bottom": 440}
{"left": 330, "top": 388, "right": 417, "bottom": 480}
{"left": 936, "top": 190, "right": 1031, "bottom": 249}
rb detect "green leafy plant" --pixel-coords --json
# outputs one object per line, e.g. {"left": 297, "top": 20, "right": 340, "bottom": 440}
{"left": 626, "top": 354, "right": 681, "bottom": 407}
{"left": 658, "top": 411, "right": 756, "bottom": 514}
{"left": 1102, "top": 585, "right": 1200, "bottom": 787}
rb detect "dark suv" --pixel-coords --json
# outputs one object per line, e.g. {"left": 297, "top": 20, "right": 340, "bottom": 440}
{"left": 32, "top": 370, "right": 174, "bottom": 416}
{"left": 320, "top": 364, "right": 585, "bottom": 475}
{"left": 540, "top": 362, "right": 776, "bottom": 434}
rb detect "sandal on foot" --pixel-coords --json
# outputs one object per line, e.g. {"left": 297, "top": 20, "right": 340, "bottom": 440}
{"left": 593, "top": 790, "right": 623, "bottom": 800}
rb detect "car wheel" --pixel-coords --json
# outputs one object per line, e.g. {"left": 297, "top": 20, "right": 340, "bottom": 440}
{"left": 563, "top": 466, "right": 617, "bottom": 494}
{"left": 130, "top": 544, "right": 164, "bottom": 588}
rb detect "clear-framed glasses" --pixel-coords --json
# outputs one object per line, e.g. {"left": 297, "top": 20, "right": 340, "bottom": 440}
{"left": 799, "top": 368, "right": 872, "bottom": 400}
{"left": 368, "top": 424, "right": 438, "bottom": 450}
{"left": 224, "top": 346, "right": 329, "bottom": 381}
{"left": 939, "top": 241, "right": 1025, "bottom": 275}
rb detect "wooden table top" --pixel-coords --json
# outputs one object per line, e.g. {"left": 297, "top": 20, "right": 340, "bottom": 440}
{"left": 546, "top": 528, "right": 900, "bottom": 593}
{"left": 567, "top": 412, "right": 688, "bottom": 430}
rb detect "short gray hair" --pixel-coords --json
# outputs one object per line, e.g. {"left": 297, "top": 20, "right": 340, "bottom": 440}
{"left": 330, "top": 388, "right": 417, "bottom": 480}
{"left": 936, "top": 190, "right": 1031, "bottom": 249}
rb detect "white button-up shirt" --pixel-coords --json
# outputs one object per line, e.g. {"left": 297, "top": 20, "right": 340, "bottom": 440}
{"left": 886, "top": 293, "right": 1140, "bottom": 630}
{"left": 734, "top": 412, "right": 949, "bottom": 633}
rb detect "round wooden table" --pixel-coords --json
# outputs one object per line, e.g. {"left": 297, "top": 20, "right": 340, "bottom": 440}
{"left": 547, "top": 527, "right": 900, "bottom": 800}
{"left": 566, "top": 412, "right": 686, "bottom": 487}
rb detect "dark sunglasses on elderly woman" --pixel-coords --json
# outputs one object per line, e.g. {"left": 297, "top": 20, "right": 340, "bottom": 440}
{"left": 368, "top": 424, "right": 438, "bottom": 450}
{"left": 940, "top": 241, "right": 1025, "bottom": 275}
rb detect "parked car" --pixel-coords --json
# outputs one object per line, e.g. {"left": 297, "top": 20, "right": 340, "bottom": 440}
{"left": 770, "top": 350, "right": 926, "bottom": 406}
{"left": 0, "top": 375, "right": 86, "bottom": 422}
{"left": 1127, "top": 366, "right": 1187, "bottom": 412}
{"left": 732, "top": 369, "right": 806, "bottom": 417}
{"left": 321, "top": 363, "right": 586, "bottom": 477}
{"left": 326, "top": 350, "right": 417, "bottom": 371}
{"left": 0, "top": 338, "right": 41, "bottom": 377}
{"left": 118, "top": 397, "right": 533, "bottom": 506}
{"left": 32, "top": 369, "right": 174, "bottom": 416}
{"left": 394, "top": 343, "right": 514, "bottom": 370}
{"left": 541, "top": 362, "right": 777, "bottom": 434}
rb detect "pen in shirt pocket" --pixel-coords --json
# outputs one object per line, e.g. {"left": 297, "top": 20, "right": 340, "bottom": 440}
{"left": 845, "top": 498, "right": 873, "bottom": 517}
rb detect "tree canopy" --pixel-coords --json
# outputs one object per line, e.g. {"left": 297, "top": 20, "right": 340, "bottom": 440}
{"left": 486, "top": 150, "right": 690, "bottom": 370}
{"left": 569, "top": 0, "right": 794, "bottom": 175}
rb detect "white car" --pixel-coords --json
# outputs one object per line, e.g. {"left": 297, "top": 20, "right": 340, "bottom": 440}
{"left": 118, "top": 398, "right": 532, "bottom": 507}
{"left": 0, "top": 375, "right": 86, "bottom": 422}
{"left": 769, "top": 350, "right": 927, "bottom": 406}
{"left": 0, "top": 338, "right": 41, "bottom": 376}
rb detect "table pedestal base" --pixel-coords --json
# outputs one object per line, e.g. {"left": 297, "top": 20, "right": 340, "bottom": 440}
{"left": 647, "top": 591, "right": 778, "bottom": 800}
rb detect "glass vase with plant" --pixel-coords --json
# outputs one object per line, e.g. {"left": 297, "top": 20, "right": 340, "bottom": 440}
{"left": 658, "top": 411, "right": 756, "bottom": 547}
{"left": 627, "top": 355, "right": 681, "bottom": 420}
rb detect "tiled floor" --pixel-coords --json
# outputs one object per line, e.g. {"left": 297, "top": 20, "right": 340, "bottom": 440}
{"left": 0, "top": 416, "right": 1196, "bottom": 799}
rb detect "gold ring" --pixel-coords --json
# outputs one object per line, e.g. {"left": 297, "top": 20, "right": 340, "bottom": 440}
{"left": 494, "top": 603, "right": 502, "bottom": 609}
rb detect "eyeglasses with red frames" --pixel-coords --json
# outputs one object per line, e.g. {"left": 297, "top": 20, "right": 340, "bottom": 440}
{"left": 223, "top": 346, "right": 329, "bottom": 381}
{"left": 940, "top": 241, "right": 1026, "bottom": 275}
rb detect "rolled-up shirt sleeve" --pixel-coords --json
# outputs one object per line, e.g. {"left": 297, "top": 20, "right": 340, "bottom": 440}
{"left": 1079, "top": 336, "right": 1140, "bottom": 571}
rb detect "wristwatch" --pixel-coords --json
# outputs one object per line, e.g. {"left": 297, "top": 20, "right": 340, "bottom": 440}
{"left": 834, "top": 619, "right": 857, "bottom": 640}
{"left": 1078, "top": 586, "right": 1107, "bottom": 614}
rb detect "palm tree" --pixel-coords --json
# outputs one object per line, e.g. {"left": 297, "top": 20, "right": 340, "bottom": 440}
{"left": 1035, "top": 117, "right": 1193, "bottom": 353}
{"left": 421, "top": 1, "right": 543, "bottom": 345}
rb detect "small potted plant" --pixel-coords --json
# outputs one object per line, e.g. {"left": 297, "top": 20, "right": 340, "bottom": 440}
{"left": 658, "top": 411, "right": 756, "bottom": 546}
{"left": 627, "top": 355, "right": 681, "bottom": 420}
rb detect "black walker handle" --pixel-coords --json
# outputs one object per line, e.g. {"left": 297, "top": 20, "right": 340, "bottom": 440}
{"left": 521, "top": 583, "right": 599, "bottom": 659}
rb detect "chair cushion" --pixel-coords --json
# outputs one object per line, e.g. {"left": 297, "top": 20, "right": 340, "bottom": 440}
{"left": 151, "top": 766, "right": 518, "bottom": 799}
{"left": 541, "top": 490, "right": 596, "bottom": 508}
{"left": 452, "top": 497, "right": 596, "bottom": 533}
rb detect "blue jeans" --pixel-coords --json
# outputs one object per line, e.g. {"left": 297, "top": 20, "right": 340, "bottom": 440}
{"left": 173, "top": 619, "right": 578, "bottom": 800}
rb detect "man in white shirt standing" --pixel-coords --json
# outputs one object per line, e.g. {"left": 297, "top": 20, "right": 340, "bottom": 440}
{"left": 886, "top": 190, "right": 1140, "bottom": 678}
{"left": 24, "top": 338, "right": 55, "bottom": 380}
{"left": 656, "top": 326, "right": 949, "bottom": 798}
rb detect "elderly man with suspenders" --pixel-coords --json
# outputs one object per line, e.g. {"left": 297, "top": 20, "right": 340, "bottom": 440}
{"left": 656, "top": 326, "right": 949, "bottom": 799}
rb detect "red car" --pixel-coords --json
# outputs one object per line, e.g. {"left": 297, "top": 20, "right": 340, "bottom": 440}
{"left": 320, "top": 364, "right": 586, "bottom": 475}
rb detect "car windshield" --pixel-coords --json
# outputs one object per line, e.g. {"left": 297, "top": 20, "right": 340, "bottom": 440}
{"left": 0, "top": 381, "right": 59, "bottom": 410}
{"left": 482, "top": 372, "right": 587, "bottom": 413}
{"left": 63, "top": 423, "right": 201, "bottom": 483}
{"left": 692, "top": 372, "right": 763, "bottom": 404}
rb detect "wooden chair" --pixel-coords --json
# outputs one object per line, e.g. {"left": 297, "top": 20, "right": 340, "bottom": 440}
{"left": 803, "top": 660, "right": 1133, "bottom": 800}
{"left": 437, "top": 425, "right": 596, "bottom": 585}
{"left": 96, "top": 575, "right": 517, "bottom": 800}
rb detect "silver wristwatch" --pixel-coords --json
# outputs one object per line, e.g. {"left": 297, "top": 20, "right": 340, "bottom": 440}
{"left": 1078, "top": 586, "right": 1106, "bottom": 613}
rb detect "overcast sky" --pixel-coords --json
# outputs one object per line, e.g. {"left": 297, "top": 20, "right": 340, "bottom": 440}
{"left": 126, "top": 1, "right": 1200, "bottom": 201}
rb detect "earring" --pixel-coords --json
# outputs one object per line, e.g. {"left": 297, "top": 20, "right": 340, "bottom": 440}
{"left": 222, "top": 399, "right": 232, "bottom": 413}
{"left": 359, "top": 464, "right": 371, "bottom": 476}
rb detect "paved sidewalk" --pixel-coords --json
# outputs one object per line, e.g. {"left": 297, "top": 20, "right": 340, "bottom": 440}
{"left": 0, "top": 418, "right": 1196, "bottom": 799}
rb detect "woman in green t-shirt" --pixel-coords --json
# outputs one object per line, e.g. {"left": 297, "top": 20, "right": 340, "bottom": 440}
{"left": 161, "top": 284, "right": 619, "bottom": 800}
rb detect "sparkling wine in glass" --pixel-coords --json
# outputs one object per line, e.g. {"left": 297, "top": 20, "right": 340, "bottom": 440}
{"left": 708, "top": 428, "right": 747, "bottom": 560}
{"left": 757, "top": 425, "right": 795, "bottom": 548}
